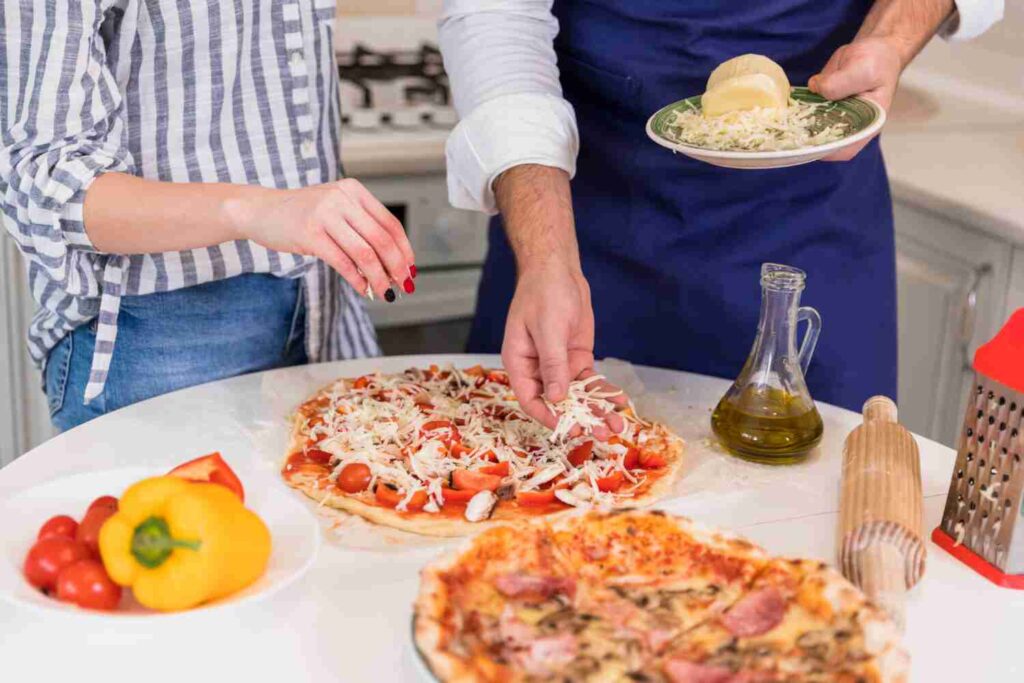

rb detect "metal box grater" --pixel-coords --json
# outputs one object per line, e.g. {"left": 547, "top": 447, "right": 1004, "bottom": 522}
{"left": 933, "top": 309, "right": 1024, "bottom": 587}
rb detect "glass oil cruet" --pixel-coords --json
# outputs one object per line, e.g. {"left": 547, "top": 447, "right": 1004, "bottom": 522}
{"left": 711, "top": 263, "right": 824, "bottom": 464}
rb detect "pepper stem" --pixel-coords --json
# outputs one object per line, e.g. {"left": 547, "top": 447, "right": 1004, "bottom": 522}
{"left": 131, "top": 516, "right": 201, "bottom": 568}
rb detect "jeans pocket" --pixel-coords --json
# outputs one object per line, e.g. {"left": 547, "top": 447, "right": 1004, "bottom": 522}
{"left": 45, "top": 333, "right": 74, "bottom": 417}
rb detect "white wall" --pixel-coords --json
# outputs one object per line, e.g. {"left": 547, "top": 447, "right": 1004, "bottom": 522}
{"left": 909, "top": 4, "right": 1024, "bottom": 101}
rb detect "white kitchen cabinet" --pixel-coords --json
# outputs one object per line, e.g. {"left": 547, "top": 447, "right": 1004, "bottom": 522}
{"left": 894, "top": 201, "right": 1013, "bottom": 446}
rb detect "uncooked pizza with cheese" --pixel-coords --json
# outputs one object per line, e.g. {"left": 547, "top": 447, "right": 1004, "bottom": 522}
{"left": 414, "top": 511, "right": 908, "bottom": 682}
{"left": 281, "top": 365, "right": 684, "bottom": 536}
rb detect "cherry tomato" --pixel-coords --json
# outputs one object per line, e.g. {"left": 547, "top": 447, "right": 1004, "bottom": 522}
{"left": 37, "top": 515, "right": 79, "bottom": 541}
{"left": 374, "top": 484, "right": 427, "bottom": 511}
{"left": 353, "top": 375, "right": 372, "bottom": 389}
{"left": 23, "top": 537, "right": 91, "bottom": 591}
{"left": 596, "top": 471, "right": 625, "bottom": 492}
{"left": 568, "top": 441, "right": 595, "bottom": 467}
{"left": 55, "top": 559, "right": 122, "bottom": 611}
{"left": 479, "top": 462, "right": 509, "bottom": 477}
{"left": 75, "top": 505, "right": 117, "bottom": 558}
{"left": 305, "top": 448, "right": 333, "bottom": 465}
{"left": 167, "top": 452, "right": 245, "bottom": 501}
{"left": 86, "top": 495, "right": 118, "bottom": 514}
{"left": 623, "top": 446, "right": 641, "bottom": 470}
{"left": 452, "top": 469, "right": 502, "bottom": 492}
{"left": 337, "top": 463, "right": 372, "bottom": 493}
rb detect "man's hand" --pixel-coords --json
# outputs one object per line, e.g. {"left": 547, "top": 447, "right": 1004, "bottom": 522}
{"left": 809, "top": 38, "right": 903, "bottom": 161}
{"left": 809, "top": 0, "right": 955, "bottom": 161}
{"left": 494, "top": 164, "right": 625, "bottom": 437}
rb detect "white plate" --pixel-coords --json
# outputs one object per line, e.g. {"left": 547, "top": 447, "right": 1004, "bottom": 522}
{"left": 0, "top": 467, "right": 319, "bottom": 619}
{"left": 645, "top": 87, "right": 886, "bottom": 170}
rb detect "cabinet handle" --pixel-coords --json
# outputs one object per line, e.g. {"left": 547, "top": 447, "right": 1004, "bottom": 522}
{"left": 961, "top": 263, "right": 992, "bottom": 371}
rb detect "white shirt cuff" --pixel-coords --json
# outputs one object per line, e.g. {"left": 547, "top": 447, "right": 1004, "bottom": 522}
{"left": 940, "top": 0, "right": 1004, "bottom": 41}
{"left": 445, "top": 92, "right": 579, "bottom": 215}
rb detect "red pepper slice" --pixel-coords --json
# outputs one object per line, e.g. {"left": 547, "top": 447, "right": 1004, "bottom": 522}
{"left": 623, "top": 446, "right": 641, "bottom": 470}
{"left": 568, "top": 441, "right": 594, "bottom": 467}
{"left": 305, "top": 448, "right": 333, "bottom": 465}
{"left": 515, "top": 489, "right": 572, "bottom": 507}
{"left": 375, "top": 484, "right": 427, "bottom": 511}
{"left": 596, "top": 471, "right": 624, "bottom": 492}
{"left": 167, "top": 452, "right": 245, "bottom": 502}
{"left": 452, "top": 469, "right": 502, "bottom": 492}
{"left": 639, "top": 452, "right": 667, "bottom": 469}
{"left": 479, "top": 462, "right": 510, "bottom": 477}
{"left": 440, "top": 487, "right": 477, "bottom": 504}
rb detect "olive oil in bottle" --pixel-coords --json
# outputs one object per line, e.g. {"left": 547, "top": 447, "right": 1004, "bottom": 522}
{"left": 711, "top": 385, "right": 823, "bottom": 464}
{"left": 710, "top": 263, "right": 825, "bottom": 465}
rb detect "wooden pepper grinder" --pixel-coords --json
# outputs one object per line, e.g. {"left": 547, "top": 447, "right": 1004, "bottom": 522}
{"left": 838, "top": 396, "right": 926, "bottom": 631}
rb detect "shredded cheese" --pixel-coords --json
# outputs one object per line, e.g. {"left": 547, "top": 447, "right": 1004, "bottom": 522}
{"left": 544, "top": 375, "right": 626, "bottom": 443}
{"left": 296, "top": 365, "right": 658, "bottom": 519}
{"left": 665, "top": 98, "right": 849, "bottom": 152}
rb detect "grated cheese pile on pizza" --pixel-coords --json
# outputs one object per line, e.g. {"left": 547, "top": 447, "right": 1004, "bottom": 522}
{"left": 281, "top": 365, "right": 684, "bottom": 536}
{"left": 414, "top": 511, "right": 908, "bottom": 682}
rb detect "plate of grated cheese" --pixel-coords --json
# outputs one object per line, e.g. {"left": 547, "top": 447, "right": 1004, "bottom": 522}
{"left": 646, "top": 87, "right": 885, "bottom": 170}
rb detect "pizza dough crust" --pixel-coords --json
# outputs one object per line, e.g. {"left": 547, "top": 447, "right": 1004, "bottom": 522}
{"left": 282, "top": 375, "right": 686, "bottom": 537}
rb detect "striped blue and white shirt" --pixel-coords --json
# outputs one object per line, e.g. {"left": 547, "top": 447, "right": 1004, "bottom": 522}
{"left": 1, "top": 0, "right": 379, "bottom": 404}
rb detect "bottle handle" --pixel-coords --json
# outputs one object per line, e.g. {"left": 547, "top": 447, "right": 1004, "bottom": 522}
{"left": 797, "top": 306, "right": 822, "bottom": 375}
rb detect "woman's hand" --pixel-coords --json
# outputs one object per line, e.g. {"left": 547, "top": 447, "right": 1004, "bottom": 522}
{"left": 225, "top": 178, "right": 416, "bottom": 298}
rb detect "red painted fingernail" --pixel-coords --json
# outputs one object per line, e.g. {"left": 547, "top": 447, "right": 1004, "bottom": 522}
{"left": 403, "top": 277, "right": 415, "bottom": 294}
{"left": 410, "top": 264, "right": 417, "bottom": 279}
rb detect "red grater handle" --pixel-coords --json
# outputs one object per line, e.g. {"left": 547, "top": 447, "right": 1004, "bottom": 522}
{"left": 932, "top": 527, "right": 1024, "bottom": 589}
{"left": 974, "top": 308, "right": 1024, "bottom": 393}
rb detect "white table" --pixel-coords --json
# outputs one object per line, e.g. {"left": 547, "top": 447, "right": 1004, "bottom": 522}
{"left": 1, "top": 355, "right": 1021, "bottom": 682}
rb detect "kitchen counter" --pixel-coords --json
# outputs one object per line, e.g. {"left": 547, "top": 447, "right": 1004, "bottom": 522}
{"left": 883, "top": 69, "right": 1024, "bottom": 247}
{"left": 1, "top": 354, "right": 1022, "bottom": 682}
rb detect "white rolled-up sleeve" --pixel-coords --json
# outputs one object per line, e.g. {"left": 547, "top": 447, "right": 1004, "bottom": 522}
{"left": 439, "top": 1, "right": 578, "bottom": 215}
{"left": 940, "top": 0, "right": 1004, "bottom": 41}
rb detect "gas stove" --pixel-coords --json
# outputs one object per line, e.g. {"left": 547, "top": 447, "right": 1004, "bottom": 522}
{"left": 334, "top": 36, "right": 487, "bottom": 331}
{"left": 337, "top": 43, "right": 457, "bottom": 131}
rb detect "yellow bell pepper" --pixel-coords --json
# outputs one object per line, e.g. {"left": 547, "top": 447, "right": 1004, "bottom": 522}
{"left": 98, "top": 476, "right": 271, "bottom": 611}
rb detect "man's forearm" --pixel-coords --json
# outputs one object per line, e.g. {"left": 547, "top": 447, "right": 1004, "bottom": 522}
{"left": 856, "top": 0, "right": 956, "bottom": 65}
{"left": 493, "top": 164, "right": 580, "bottom": 273}
{"left": 83, "top": 172, "right": 266, "bottom": 254}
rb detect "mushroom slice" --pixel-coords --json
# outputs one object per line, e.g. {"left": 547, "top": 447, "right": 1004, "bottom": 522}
{"left": 465, "top": 491, "right": 498, "bottom": 522}
{"left": 555, "top": 488, "right": 592, "bottom": 509}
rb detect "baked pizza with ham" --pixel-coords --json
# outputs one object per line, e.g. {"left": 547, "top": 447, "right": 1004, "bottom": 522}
{"left": 414, "top": 511, "right": 908, "bottom": 682}
{"left": 281, "top": 365, "right": 684, "bottom": 536}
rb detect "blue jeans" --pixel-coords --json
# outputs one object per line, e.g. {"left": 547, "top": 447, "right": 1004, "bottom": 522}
{"left": 45, "top": 274, "right": 308, "bottom": 431}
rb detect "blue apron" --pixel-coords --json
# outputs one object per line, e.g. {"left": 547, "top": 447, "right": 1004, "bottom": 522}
{"left": 466, "top": 0, "right": 897, "bottom": 412}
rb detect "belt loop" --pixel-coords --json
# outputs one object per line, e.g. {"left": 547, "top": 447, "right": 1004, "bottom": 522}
{"left": 83, "top": 255, "right": 127, "bottom": 404}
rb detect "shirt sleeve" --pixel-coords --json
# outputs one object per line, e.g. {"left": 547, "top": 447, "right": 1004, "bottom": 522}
{"left": 0, "top": 0, "right": 134, "bottom": 297}
{"left": 939, "top": 0, "right": 1004, "bottom": 41}
{"left": 439, "top": 0, "right": 578, "bottom": 215}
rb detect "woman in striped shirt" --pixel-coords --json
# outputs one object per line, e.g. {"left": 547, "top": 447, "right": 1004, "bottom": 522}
{"left": 1, "top": 0, "right": 415, "bottom": 430}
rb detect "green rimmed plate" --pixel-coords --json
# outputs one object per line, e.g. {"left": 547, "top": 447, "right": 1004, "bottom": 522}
{"left": 645, "top": 87, "right": 885, "bottom": 170}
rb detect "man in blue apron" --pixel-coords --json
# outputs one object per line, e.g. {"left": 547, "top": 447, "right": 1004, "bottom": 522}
{"left": 439, "top": 1, "right": 1001, "bottom": 425}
